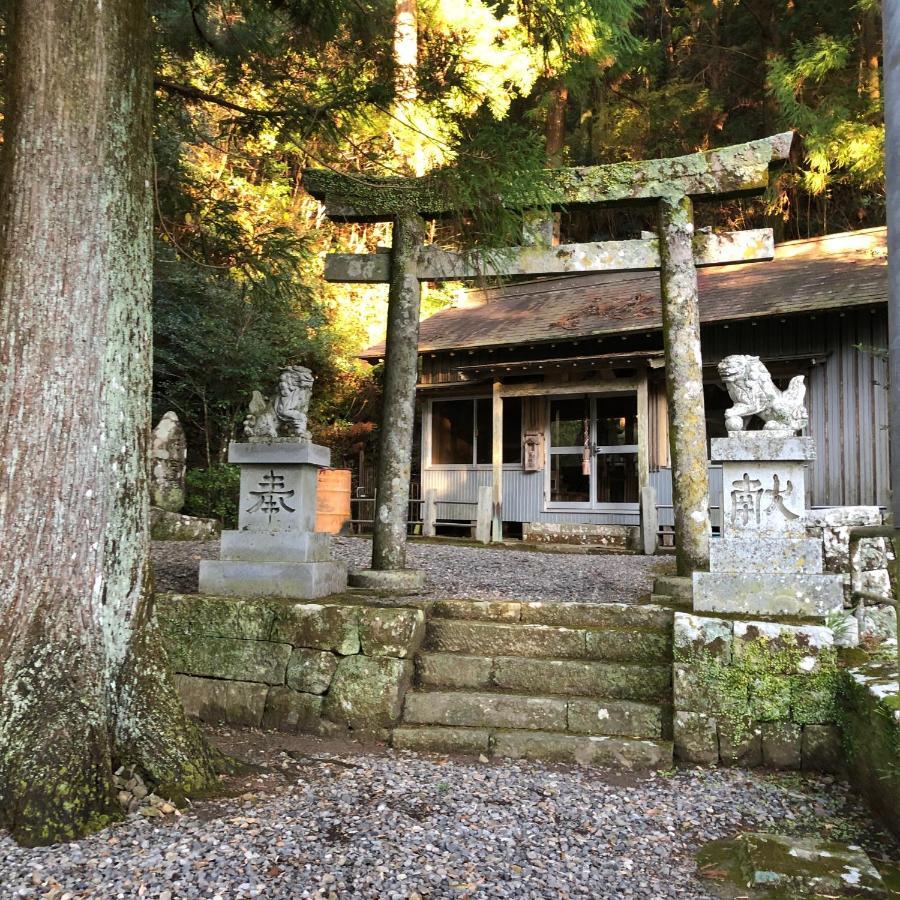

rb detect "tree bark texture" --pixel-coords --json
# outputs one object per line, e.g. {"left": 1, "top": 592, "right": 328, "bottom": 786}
{"left": 657, "top": 195, "right": 711, "bottom": 575}
{"left": 371, "top": 214, "right": 425, "bottom": 571}
{"left": 0, "top": 0, "right": 220, "bottom": 846}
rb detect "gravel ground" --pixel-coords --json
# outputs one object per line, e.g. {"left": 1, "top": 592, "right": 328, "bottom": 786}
{"left": 152, "top": 536, "right": 672, "bottom": 604}
{"left": 1, "top": 729, "right": 896, "bottom": 900}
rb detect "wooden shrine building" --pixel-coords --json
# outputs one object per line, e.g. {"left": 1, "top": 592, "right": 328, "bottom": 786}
{"left": 361, "top": 227, "right": 889, "bottom": 549}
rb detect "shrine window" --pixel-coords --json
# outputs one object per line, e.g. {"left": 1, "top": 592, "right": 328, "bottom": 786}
{"left": 430, "top": 398, "right": 522, "bottom": 465}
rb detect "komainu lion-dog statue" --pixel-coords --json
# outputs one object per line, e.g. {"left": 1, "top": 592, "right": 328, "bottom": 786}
{"left": 717, "top": 354, "right": 808, "bottom": 435}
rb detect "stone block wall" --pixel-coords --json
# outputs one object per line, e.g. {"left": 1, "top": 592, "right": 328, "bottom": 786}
{"left": 841, "top": 660, "right": 900, "bottom": 839}
{"left": 807, "top": 507, "right": 895, "bottom": 607}
{"left": 672, "top": 612, "right": 842, "bottom": 771}
{"left": 158, "top": 594, "right": 424, "bottom": 738}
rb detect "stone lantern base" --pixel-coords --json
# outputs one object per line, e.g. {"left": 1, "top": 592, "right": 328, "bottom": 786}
{"left": 199, "top": 440, "right": 347, "bottom": 600}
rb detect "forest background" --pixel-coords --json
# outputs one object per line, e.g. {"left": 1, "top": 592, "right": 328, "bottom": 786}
{"left": 1, "top": 0, "right": 885, "bottom": 521}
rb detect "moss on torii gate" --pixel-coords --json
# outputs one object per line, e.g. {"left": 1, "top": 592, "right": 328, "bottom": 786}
{"left": 305, "top": 133, "right": 794, "bottom": 578}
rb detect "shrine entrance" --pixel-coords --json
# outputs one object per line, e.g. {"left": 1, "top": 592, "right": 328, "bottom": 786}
{"left": 548, "top": 394, "right": 639, "bottom": 511}
{"left": 303, "top": 131, "right": 795, "bottom": 580}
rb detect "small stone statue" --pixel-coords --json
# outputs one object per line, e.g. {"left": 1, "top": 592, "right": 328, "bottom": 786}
{"left": 150, "top": 411, "right": 187, "bottom": 511}
{"left": 718, "top": 354, "right": 808, "bottom": 435}
{"left": 244, "top": 366, "right": 314, "bottom": 441}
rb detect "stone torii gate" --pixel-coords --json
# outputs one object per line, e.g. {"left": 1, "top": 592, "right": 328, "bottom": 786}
{"left": 304, "top": 132, "right": 794, "bottom": 584}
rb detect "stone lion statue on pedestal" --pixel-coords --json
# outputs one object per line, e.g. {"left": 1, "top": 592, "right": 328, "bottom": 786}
{"left": 718, "top": 354, "right": 808, "bottom": 435}
{"left": 244, "top": 366, "right": 314, "bottom": 441}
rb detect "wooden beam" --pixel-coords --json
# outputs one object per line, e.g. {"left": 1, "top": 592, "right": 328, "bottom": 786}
{"left": 456, "top": 350, "right": 662, "bottom": 377}
{"left": 323, "top": 228, "right": 774, "bottom": 283}
{"left": 500, "top": 378, "right": 641, "bottom": 398}
{"left": 303, "top": 133, "right": 794, "bottom": 222}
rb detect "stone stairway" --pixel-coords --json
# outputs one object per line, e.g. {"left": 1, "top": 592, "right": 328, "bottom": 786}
{"left": 651, "top": 574, "right": 693, "bottom": 608}
{"left": 392, "top": 600, "right": 675, "bottom": 769}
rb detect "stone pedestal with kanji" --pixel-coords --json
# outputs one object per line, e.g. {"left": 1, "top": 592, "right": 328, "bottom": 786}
{"left": 199, "top": 441, "right": 347, "bottom": 599}
{"left": 693, "top": 433, "right": 843, "bottom": 617}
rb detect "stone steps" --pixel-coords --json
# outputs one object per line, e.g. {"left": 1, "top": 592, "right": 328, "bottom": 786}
{"left": 416, "top": 652, "right": 671, "bottom": 701}
{"left": 652, "top": 575, "right": 693, "bottom": 609}
{"left": 402, "top": 689, "right": 668, "bottom": 739}
{"left": 423, "top": 618, "right": 673, "bottom": 664}
{"left": 429, "top": 599, "right": 673, "bottom": 631}
{"left": 393, "top": 725, "right": 672, "bottom": 769}
{"left": 393, "top": 599, "right": 676, "bottom": 770}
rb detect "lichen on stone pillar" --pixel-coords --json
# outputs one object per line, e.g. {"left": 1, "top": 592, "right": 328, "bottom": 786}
{"left": 658, "top": 194, "right": 710, "bottom": 575}
{"left": 372, "top": 213, "right": 426, "bottom": 571}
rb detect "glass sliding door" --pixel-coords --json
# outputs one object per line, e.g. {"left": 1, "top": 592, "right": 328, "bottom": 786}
{"left": 594, "top": 395, "right": 639, "bottom": 506}
{"left": 547, "top": 394, "right": 639, "bottom": 511}
{"left": 549, "top": 397, "right": 591, "bottom": 504}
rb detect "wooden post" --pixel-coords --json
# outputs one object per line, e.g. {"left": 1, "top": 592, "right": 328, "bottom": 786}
{"left": 637, "top": 372, "right": 650, "bottom": 490}
{"left": 491, "top": 379, "right": 503, "bottom": 542}
{"left": 423, "top": 489, "right": 436, "bottom": 538}
{"left": 371, "top": 213, "right": 426, "bottom": 571}
{"left": 658, "top": 195, "right": 710, "bottom": 575}
{"left": 476, "top": 485, "right": 492, "bottom": 544}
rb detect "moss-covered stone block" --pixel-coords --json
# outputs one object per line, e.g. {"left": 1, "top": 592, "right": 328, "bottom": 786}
{"left": 840, "top": 661, "right": 900, "bottom": 837}
{"left": 790, "top": 675, "right": 837, "bottom": 725}
{"left": 270, "top": 602, "right": 360, "bottom": 654}
{"left": 261, "top": 687, "right": 323, "bottom": 733}
{"left": 718, "top": 723, "right": 763, "bottom": 767}
{"left": 416, "top": 653, "right": 493, "bottom": 689}
{"left": 151, "top": 508, "right": 221, "bottom": 542}
{"left": 167, "top": 634, "right": 291, "bottom": 685}
{"left": 323, "top": 656, "right": 413, "bottom": 732}
{"left": 493, "top": 657, "right": 670, "bottom": 702}
{"left": 673, "top": 613, "right": 732, "bottom": 663}
{"left": 733, "top": 621, "right": 833, "bottom": 675}
{"left": 359, "top": 607, "right": 425, "bottom": 658}
{"left": 157, "top": 593, "right": 274, "bottom": 641}
{"left": 174, "top": 674, "right": 267, "bottom": 727}
{"left": 673, "top": 662, "right": 749, "bottom": 718}
{"left": 697, "top": 832, "right": 888, "bottom": 898}
{"left": 801, "top": 724, "right": 842, "bottom": 773}
{"left": 286, "top": 648, "right": 338, "bottom": 694}
{"left": 673, "top": 710, "right": 719, "bottom": 765}
{"left": 748, "top": 675, "right": 791, "bottom": 721}
{"left": 392, "top": 725, "right": 491, "bottom": 754}
{"left": 761, "top": 721, "right": 802, "bottom": 769}
{"left": 567, "top": 698, "right": 663, "bottom": 739}
{"left": 433, "top": 600, "right": 521, "bottom": 622}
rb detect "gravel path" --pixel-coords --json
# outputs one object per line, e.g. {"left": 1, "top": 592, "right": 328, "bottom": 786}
{"left": 1, "top": 729, "right": 896, "bottom": 900}
{"left": 152, "top": 536, "right": 672, "bottom": 604}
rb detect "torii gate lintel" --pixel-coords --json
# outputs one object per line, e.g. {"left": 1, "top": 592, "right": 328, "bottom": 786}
{"left": 305, "top": 132, "right": 795, "bottom": 581}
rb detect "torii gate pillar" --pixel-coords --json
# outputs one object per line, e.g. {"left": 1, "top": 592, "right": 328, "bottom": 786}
{"left": 350, "top": 214, "right": 428, "bottom": 591}
{"left": 659, "top": 195, "right": 709, "bottom": 575}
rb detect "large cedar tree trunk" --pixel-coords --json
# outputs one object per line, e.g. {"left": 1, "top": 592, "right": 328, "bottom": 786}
{"left": 0, "top": 0, "right": 220, "bottom": 846}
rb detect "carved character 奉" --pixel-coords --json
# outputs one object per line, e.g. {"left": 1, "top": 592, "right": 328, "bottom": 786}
{"left": 718, "top": 354, "right": 808, "bottom": 435}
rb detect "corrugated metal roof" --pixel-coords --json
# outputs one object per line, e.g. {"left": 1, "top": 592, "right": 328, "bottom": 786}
{"left": 360, "top": 227, "right": 887, "bottom": 358}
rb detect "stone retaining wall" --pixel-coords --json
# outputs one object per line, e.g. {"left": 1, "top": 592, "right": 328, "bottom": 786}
{"left": 158, "top": 594, "right": 424, "bottom": 738}
{"left": 841, "top": 659, "right": 900, "bottom": 838}
{"left": 672, "top": 612, "right": 842, "bottom": 770}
